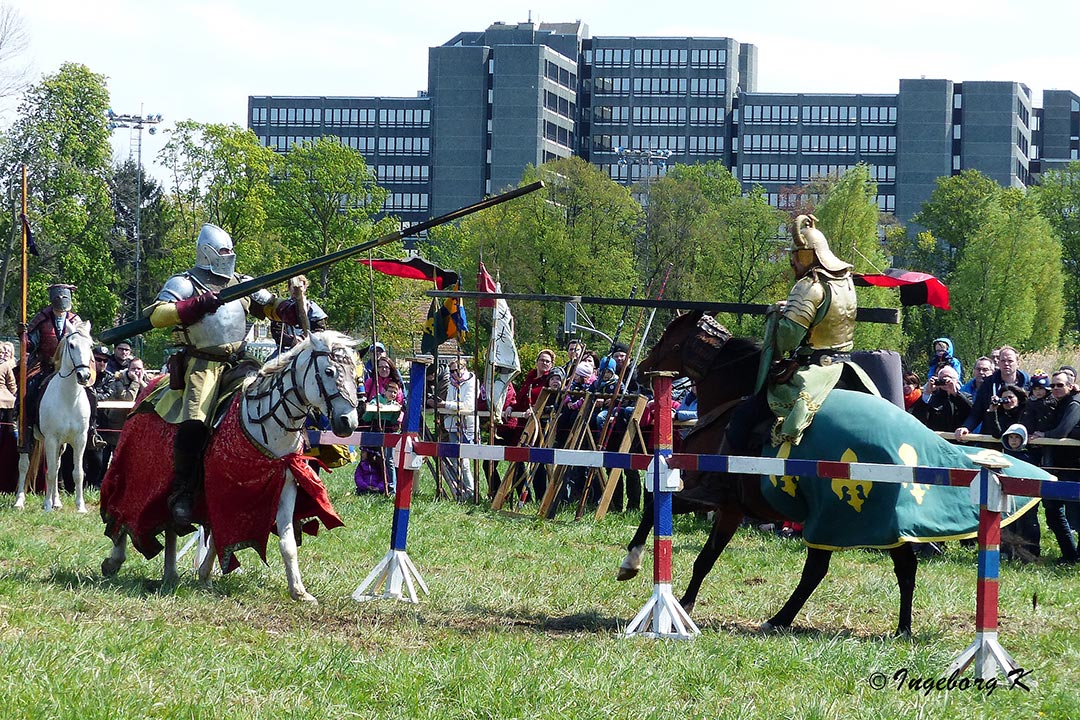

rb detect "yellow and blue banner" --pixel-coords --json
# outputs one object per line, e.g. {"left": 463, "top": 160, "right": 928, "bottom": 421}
{"left": 421, "top": 285, "right": 468, "bottom": 354}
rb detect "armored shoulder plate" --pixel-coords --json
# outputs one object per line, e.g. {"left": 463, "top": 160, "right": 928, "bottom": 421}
{"left": 782, "top": 275, "right": 826, "bottom": 330}
{"left": 157, "top": 274, "right": 197, "bottom": 303}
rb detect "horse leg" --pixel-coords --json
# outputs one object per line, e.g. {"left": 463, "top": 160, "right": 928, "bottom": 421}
{"left": 762, "top": 547, "right": 833, "bottom": 631}
{"left": 71, "top": 437, "right": 88, "bottom": 514}
{"left": 197, "top": 530, "right": 217, "bottom": 584}
{"left": 43, "top": 438, "right": 64, "bottom": 511}
{"left": 277, "top": 474, "right": 317, "bottom": 604}
{"left": 161, "top": 529, "right": 179, "bottom": 590}
{"left": 102, "top": 531, "right": 128, "bottom": 576}
{"left": 617, "top": 491, "right": 655, "bottom": 581}
{"left": 891, "top": 543, "right": 918, "bottom": 637}
{"left": 14, "top": 448, "right": 29, "bottom": 509}
{"left": 679, "top": 508, "right": 744, "bottom": 614}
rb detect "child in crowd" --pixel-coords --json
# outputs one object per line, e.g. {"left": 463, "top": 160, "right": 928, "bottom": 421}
{"left": 1000, "top": 423, "right": 1040, "bottom": 563}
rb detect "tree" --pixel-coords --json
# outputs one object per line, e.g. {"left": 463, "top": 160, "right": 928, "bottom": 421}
{"left": 1, "top": 62, "right": 118, "bottom": 328}
{"left": 0, "top": 4, "right": 30, "bottom": 101}
{"left": 268, "top": 136, "right": 399, "bottom": 333}
{"left": 426, "top": 157, "right": 639, "bottom": 343}
{"left": 157, "top": 120, "right": 276, "bottom": 248}
{"left": 946, "top": 190, "right": 1063, "bottom": 358}
{"left": 1030, "top": 161, "right": 1080, "bottom": 338}
{"left": 910, "top": 170, "right": 1002, "bottom": 278}
{"left": 111, "top": 158, "right": 174, "bottom": 323}
{"left": 693, "top": 188, "right": 789, "bottom": 335}
{"left": 813, "top": 164, "right": 903, "bottom": 351}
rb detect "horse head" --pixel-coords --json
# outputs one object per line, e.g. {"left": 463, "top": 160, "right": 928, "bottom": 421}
{"left": 291, "top": 331, "right": 360, "bottom": 437}
{"left": 638, "top": 310, "right": 705, "bottom": 374}
{"left": 54, "top": 320, "right": 95, "bottom": 387}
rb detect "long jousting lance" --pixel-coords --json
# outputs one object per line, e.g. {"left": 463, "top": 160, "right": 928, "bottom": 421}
{"left": 100, "top": 181, "right": 545, "bottom": 345}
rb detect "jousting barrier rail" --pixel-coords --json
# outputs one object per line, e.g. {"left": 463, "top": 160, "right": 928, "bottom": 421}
{"left": 326, "top": 361, "right": 1080, "bottom": 681}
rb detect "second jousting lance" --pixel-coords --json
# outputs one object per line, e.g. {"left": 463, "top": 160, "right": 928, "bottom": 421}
{"left": 99, "top": 181, "right": 546, "bottom": 345}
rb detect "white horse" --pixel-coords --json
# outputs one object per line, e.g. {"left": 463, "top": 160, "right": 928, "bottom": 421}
{"left": 15, "top": 320, "right": 95, "bottom": 513}
{"left": 100, "top": 331, "right": 360, "bottom": 602}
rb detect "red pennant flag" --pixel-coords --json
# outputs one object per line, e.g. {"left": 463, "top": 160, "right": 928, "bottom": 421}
{"left": 854, "top": 269, "right": 951, "bottom": 310}
{"left": 358, "top": 257, "right": 459, "bottom": 289}
{"left": 476, "top": 261, "right": 497, "bottom": 308}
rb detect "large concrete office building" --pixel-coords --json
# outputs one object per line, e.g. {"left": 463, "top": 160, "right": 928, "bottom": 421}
{"left": 248, "top": 19, "right": 1077, "bottom": 230}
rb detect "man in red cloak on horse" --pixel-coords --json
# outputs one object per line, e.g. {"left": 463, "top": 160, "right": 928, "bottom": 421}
{"left": 142, "top": 223, "right": 303, "bottom": 526}
{"left": 719, "top": 214, "right": 879, "bottom": 462}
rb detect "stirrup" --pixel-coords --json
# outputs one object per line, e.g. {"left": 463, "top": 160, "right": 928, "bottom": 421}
{"left": 91, "top": 432, "right": 107, "bottom": 450}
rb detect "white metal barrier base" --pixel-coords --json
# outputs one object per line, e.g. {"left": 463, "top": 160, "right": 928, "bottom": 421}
{"left": 352, "top": 549, "right": 429, "bottom": 604}
{"left": 177, "top": 526, "right": 215, "bottom": 574}
{"left": 947, "top": 631, "right": 1019, "bottom": 680}
{"left": 623, "top": 583, "right": 700, "bottom": 639}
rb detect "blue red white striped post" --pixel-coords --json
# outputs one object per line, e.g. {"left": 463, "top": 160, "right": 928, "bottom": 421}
{"left": 947, "top": 464, "right": 1021, "bottom": 679}
{"left": 352, "top": 358, "right": 431, "bottom": 603}
{"left": 623, "top": 371, "right": 700, "bottom": 639}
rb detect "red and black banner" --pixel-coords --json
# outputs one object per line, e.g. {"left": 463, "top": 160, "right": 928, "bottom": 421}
{"left": 854, "top": 269, "right": 950, "bottom": 310}
{"left": 358, "top": 257, "right": 459, "bottom": 289}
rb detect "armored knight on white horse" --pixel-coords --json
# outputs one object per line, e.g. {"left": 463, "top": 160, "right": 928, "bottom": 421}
{"left": 143, "top": 224, "right": 308, "bottom": 527}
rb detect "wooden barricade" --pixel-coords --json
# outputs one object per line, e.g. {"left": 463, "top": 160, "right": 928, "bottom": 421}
{"left": 490, "top": 388, "right": 553, "bottom": 510}
{"left": 593, "top": 394, "right": 649, "bottom": 520}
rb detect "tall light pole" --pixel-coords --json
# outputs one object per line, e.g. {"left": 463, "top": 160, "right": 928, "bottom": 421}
{"left": 616, "top": 147, "right": 672, "bottom": 282}
{"left": 107, "top": 108, "right": 163, "bottom": 354}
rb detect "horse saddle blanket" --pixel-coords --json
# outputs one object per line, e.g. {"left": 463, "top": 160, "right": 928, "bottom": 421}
{"left": 101, "top": 395, "right": 343, "bottom": 572}
{"left": 759, "top": 389, "right": 1049, "bottom": 549}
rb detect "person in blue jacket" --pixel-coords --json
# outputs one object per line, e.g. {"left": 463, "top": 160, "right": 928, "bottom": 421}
{"left": 927, "top": 337, "right": 963, "bottom": 381}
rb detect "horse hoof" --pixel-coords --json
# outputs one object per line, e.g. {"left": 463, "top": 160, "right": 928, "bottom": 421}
{"left": 77, "top": 505, "right": 88, "bottom": 514}
{"left": 13, "top": 496, "right": 24, "bottom": 510}
{"left": 294, "top": 592, "right": 318, "bottom": 605}
{"left": 616, "top": 566, "right": 639, "bottom": 582}
{"left": 680, "top": 599, "right": 696, "bottom": 615}
{"left": 101, "top": 558, "right": 122, "bottom": 577}
{"left": 760, "top": 620, "right": 787, "bottom": 633}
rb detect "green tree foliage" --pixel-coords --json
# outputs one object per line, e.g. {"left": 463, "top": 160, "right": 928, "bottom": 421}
{"left": 813, "top": 165, "right": 903, "bottom": 351}
{"left": 696, "top": 188, "right": 789, "bottom": 336}
{"left": 157, "top": 120, "right": 276, "bottom": 249}
{"left": 1030, "top": 161, "right": 1080, "bottom": 339}
{"left": 425, "top": 157, "right": 639, "bottom": 343}
{"left": 663, "top": 160, "right": 741, "bottom": 205}
{"left": 267, "top": 136, "right": 407, "bottom": 336}
{"left": 910, "top": 170, "right": 1001, "bottom": 278}
{"left": 2, "top": 62, "right": 118, "bottom": 328}
{"left": 946, "top": 190, "right": 1063, "bottom": 357}
{"left": 110, "top": 158, "right": 174, "bottom": 323}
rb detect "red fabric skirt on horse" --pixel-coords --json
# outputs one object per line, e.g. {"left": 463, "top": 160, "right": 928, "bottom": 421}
{"left": 101, "top": 380, "right": 343, "bottom": 572}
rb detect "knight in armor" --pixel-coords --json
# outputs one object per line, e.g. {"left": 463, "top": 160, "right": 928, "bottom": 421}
{"left": 724, "top": 214, "right": 877, "bottom": 456}
{"left": 24, "top": 284, "right": 103, "bottom": 452}
{"left": 26, "top": 284, "right": 81, "bottom": 376}
{"left": 145, "top": 223, "right": 302, "bottom": 525}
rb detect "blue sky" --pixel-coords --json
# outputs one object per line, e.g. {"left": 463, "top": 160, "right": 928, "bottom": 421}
{"left": 13, "top": 0, "right": 1080, "bottom": 181}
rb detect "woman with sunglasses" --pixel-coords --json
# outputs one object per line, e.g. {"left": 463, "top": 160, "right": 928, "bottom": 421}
{"left": 1031, "top": 371, "right": 1080, "bottom": 564}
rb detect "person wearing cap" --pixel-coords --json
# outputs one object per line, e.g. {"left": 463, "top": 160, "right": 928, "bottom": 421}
{"left": 722, "top": 214, "right": 877, "bottom": 457}
{"left": 104, "top": 341, "right": 134, "bottom": 377}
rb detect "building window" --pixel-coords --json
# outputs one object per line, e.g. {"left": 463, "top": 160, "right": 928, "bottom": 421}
{"left": 689, "top": 48, "right": 727, "bottom": 67}
{"left": 632, "top": 106, "right": 687, "bottom": 125}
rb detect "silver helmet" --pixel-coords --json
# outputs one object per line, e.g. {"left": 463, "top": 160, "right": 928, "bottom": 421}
{"left": 195, "top": 224, "right": 236, "bottom": 278}
{"left": 48, "top": 284, "right": 75, "bottom": 313}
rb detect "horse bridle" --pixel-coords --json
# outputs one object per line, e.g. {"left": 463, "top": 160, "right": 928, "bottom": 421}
{"left": 246, "top": 344, "right": 357, "bottom": 434}
{"left": 57, "top": 334, "right": 92, "bottom": 379}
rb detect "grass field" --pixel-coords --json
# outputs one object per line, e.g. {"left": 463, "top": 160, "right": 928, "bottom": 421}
{"left": 0, "top": 463, "right": 1078, "bottom": 719}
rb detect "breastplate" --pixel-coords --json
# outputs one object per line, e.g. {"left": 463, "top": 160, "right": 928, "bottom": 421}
{"left": 182, "top": 299, "right": 249, "bottom": 351}
{"left": 806, "top": 275, "right": 857, "bottom": 352}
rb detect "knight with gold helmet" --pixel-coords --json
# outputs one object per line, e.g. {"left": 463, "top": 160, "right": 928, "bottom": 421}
{"left": 718, "top": 215, "right": 878, "bottom": 459}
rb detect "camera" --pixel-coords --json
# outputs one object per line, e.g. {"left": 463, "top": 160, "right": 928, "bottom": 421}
{"left": 933, "top": 377, "right": 948, "bottom": 386}
{"left": 991, "top": 396, "right": 1004, "bottom": 405}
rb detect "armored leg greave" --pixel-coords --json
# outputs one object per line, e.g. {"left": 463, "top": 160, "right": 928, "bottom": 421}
{"left": 170, "top": 420, "right": 209, "bottom": 526}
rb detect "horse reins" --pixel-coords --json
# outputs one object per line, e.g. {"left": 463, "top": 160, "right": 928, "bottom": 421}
{"left": 245, "top": 345, "right": 356, "bottom": 440}
{"left": 57, "top": 335, "right": 92, "bottom": 379}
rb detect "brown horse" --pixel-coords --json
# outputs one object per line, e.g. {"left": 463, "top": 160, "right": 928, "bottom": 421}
{"left": 619, "top": 310, "right": 918, "bottom": 635}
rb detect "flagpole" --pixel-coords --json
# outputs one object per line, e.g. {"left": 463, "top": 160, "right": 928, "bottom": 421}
{"left": 484, "top": 269, "right": 497, "bottom": 504}
{"left": 17, "top": 165, "right": 28, "bottom": 451}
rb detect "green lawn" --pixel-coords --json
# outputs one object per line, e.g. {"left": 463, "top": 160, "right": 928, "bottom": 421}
{"left": 0, "top": 463, "right": 1077, "bottom": 719}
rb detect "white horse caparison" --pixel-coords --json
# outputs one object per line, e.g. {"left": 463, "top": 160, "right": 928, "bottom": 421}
{"left": 15, "top": 320, "right": 95, "bottom": 513}
{"left": 102, "top": 331, "right": 360, "bottom": 602}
